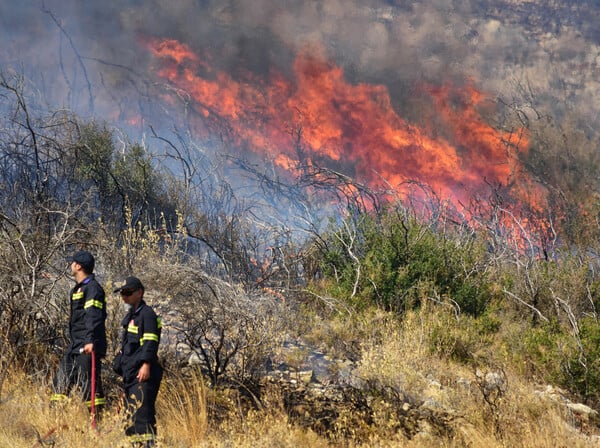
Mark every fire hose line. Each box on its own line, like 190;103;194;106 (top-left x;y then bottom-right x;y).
91;349;97;430
79;347;98;431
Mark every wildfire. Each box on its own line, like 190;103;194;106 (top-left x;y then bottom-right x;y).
146;37;553;250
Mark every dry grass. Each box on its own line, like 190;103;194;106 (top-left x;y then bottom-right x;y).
2;305;600;447
201;410;331;448
159;370;209;446
0;370;129;447
353;305;600;448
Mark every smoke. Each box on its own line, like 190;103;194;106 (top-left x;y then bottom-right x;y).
0;0;596;250
1;1;597;125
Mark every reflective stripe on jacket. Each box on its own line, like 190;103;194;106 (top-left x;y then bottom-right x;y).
120;300;162;386
69;274;107;356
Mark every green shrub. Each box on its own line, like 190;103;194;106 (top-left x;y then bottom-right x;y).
312;208;491;316
428;311;501;364
517;320;600;403
566;317;600;403
520;321;567;381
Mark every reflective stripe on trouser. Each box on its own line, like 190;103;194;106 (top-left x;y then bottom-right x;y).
52;352;105;409
50;393;68;402
86;396;107;408
128;433;156;443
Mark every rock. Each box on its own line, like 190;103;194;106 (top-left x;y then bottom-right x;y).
187;351;202;366
295;370;315;385
567;402;599;422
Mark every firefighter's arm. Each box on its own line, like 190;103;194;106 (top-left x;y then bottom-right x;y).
139;309;161;363
83;283;105;348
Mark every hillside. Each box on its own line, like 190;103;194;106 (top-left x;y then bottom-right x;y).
1;1;600;447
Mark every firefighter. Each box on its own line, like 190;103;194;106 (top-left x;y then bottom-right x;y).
51;250;107;414
113;276;163;447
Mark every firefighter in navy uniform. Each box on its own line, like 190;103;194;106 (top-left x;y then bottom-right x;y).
51;250;107;414
113;276;163;447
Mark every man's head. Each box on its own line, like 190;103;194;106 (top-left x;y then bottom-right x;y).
113;276;145;306
71;250;95;274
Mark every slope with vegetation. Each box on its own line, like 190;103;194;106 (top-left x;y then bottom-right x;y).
1;65;600;447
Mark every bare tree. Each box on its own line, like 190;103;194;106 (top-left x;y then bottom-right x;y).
139;264;286;387
0;73;84;394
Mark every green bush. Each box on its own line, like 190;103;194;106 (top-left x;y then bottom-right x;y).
313;208;491;316
566;317;600;403
428;311;501;364
517;319;600;404
520;321;568;382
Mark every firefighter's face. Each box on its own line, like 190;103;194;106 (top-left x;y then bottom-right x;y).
70;261;79;276
120;288;142;306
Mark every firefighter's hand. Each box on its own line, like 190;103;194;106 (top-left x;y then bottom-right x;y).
137;362;151;382
82;343;94;354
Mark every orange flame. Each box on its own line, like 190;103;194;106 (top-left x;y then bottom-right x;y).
146;37;554;250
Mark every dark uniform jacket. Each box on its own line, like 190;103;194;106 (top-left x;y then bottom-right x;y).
68;274;107;357
118;300;162;387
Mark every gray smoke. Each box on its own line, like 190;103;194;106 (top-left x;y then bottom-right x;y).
1;0;598;134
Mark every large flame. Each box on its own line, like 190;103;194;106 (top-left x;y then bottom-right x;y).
146;37;552;249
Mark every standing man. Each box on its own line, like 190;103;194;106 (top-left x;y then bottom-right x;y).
51;250;107;415
113;276;163;448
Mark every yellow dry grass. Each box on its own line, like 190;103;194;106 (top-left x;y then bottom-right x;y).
0;370;129;447
1;305;599;447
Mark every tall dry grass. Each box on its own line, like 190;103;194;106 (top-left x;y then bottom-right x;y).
2;304;599;447
0;369;128;447
353;304;599;447
159;370;209;446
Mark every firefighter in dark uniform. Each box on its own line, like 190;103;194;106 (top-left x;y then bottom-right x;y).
51;250;107;414
113;276;163;447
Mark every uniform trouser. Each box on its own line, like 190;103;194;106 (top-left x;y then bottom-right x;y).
124;371;162;444
51;352;105;412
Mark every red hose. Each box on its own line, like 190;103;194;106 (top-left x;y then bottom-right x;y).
91;350;97;430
